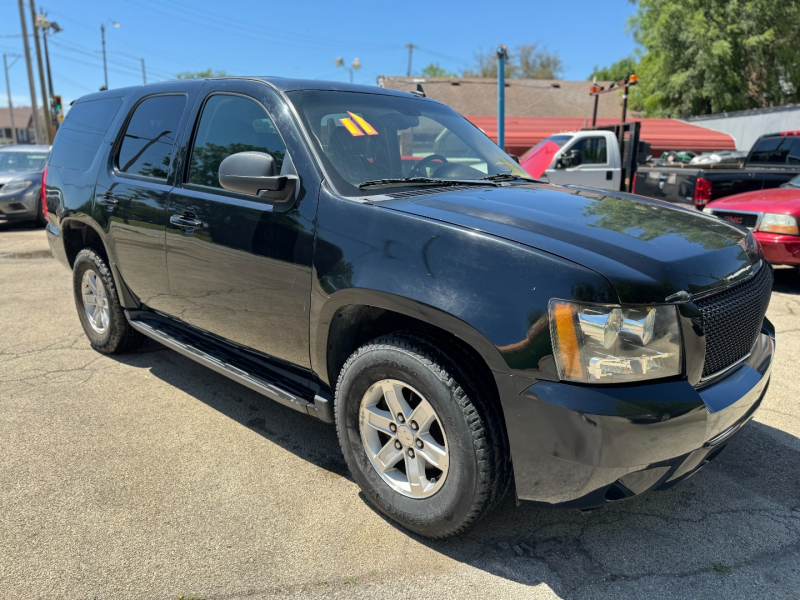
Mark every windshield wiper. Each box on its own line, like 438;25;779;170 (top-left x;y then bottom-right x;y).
358;177;497;189
480;173;536;182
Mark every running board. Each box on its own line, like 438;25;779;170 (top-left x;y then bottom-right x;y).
126;311;333;423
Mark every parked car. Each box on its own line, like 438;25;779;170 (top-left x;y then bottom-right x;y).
703;172;800;270
45;78;774;538
634;131;800;208
0;145;50;225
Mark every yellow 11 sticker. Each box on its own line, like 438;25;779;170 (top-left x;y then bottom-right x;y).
339;112;378;136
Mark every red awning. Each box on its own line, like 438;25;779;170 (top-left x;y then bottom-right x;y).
465;116;736;155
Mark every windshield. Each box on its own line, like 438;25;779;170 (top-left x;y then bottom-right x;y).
0;150;49;172
287;90;533;195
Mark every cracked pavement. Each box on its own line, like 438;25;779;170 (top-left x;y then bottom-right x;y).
1;223;799;599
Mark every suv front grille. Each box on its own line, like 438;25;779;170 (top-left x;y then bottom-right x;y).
712;211;759;229
695;264;773;379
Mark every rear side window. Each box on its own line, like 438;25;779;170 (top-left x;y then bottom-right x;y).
749;137;784;164
117;95;186;180
49;97;123;171
187;94;286;189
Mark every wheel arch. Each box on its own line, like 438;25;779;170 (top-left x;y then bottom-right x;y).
61;217;139;308
314;288;507;396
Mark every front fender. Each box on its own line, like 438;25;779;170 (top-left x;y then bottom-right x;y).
311;186;617;385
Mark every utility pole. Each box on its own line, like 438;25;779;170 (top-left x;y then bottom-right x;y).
497;44;508;151
101;23;108;89
3;54;18;142
17;0;42;145
405;43;418;77
141;58;146;84
29;1;52;143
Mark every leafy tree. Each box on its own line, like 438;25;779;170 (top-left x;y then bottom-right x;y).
588;56;638;82
629;0;800;117
420;63;456;78
462;45;563;79
176;68;229;80
517;44;564;79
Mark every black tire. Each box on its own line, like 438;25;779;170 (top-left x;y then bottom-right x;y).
34;192;47;227
335;333;510;538
72;247;145;354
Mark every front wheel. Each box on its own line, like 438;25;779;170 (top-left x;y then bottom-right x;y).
335;333;510;538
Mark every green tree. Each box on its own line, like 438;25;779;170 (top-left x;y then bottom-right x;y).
420;63;456;78
629;0;800;117
176;68;229;80
517;43;563;79
462;45;563;79
588;56;638;82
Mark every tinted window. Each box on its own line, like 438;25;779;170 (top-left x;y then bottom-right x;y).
49;97;123;171
786;138;800;164
570;137;608;164
749;136;784;164
187;95;286;190
117;95;186;179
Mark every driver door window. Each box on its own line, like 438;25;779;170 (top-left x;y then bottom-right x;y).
568;137;608;166
187;94;286;191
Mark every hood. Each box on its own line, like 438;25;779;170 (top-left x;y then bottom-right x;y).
377;183;759;304
707;186;800;214
0;170;42;186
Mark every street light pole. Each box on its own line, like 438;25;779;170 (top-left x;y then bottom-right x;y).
3;54;18;142
16;0;42;145
29;0;53;143
141;57;146;84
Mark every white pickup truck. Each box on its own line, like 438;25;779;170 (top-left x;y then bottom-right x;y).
521;125;641;192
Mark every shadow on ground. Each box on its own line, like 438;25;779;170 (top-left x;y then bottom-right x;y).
113;338;800;598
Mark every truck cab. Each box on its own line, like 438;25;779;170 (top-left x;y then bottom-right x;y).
522;129;624;190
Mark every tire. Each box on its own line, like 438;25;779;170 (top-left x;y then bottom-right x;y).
72;248;145;354
34;193;47;227
335;333;510;538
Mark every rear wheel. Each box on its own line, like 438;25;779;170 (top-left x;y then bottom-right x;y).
335;333;510;538
72;248;145;354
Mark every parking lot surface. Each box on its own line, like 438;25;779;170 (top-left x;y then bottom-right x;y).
1;223;799;599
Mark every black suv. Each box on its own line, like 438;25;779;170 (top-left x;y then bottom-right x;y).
44;77;775;538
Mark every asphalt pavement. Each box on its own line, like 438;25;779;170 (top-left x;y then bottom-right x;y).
1;223;798;599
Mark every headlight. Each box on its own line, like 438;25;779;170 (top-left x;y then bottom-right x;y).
549;300;683;384
758;213;799;235
702;208;713;214
0;179;33;195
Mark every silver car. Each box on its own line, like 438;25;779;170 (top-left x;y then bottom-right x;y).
0;145;51;226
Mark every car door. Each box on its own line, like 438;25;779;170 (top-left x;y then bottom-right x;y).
546;135;616;189
94;86;201;310
162;80;316;369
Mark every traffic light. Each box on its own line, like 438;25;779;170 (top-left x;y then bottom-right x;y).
53;95;62;113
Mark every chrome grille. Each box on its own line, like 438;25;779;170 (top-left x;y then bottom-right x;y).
711;211;760;229
695;265;773;379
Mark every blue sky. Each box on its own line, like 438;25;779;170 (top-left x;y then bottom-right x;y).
1;0;638;110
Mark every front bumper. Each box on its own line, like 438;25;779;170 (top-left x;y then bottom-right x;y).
0;185;40;222
755;231;800;266
497;326;774;508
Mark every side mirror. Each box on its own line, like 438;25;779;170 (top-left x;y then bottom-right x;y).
509;154;520;164
218;151;299;212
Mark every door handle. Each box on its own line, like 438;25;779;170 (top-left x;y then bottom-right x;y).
170;214;204;230
97;193;118;207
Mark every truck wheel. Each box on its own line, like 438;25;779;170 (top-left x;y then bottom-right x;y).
335;333;510;538
72;248;145;354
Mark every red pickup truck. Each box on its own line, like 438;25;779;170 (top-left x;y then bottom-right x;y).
703;173;800;268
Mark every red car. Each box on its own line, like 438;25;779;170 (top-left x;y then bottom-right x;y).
704;173;800;268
